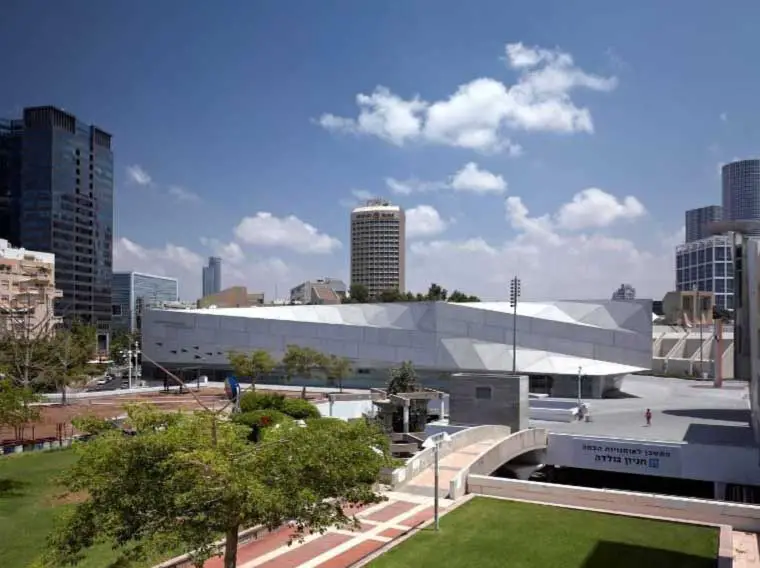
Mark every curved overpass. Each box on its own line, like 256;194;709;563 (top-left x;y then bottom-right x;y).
449;428;549;499
392;427;549;500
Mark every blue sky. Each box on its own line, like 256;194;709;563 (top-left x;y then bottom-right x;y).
1;1;758;301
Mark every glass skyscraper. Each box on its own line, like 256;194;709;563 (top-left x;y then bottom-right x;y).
722;159;760;233
685;205;722;243
202;256;222;297
676;235;734;310
112;271;179;333
0;107;114;339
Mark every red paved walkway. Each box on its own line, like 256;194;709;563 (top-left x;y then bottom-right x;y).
202;493;443;568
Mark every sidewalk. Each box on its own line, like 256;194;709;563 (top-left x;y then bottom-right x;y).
203;492;453;568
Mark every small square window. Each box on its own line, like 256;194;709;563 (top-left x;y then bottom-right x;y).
475;386;492;400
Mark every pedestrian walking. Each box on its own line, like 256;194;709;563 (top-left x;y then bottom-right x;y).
645;408;652;426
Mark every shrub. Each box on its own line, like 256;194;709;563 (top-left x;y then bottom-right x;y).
280;398;321;420
232;409;290;429
239;391;286;413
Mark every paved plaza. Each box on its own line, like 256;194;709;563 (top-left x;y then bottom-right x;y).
533;375;754;446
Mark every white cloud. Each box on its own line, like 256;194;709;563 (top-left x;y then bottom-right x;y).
233;212;341;254
385;177;448;195
387;162;505;195
318;42;616;153
126;165;152;186
168;185;201;203
555;188;645;230
199;237;245;264
407;189;670;300
450;162;507;194
406;205;448;238
115;236;297;302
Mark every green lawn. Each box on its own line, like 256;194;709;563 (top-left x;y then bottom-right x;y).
370;497;719;568
0;450;170;568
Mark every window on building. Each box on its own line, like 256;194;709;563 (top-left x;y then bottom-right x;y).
112;304;122;316
475;386;492;400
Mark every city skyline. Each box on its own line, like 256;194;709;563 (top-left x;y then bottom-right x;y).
3;2;759;301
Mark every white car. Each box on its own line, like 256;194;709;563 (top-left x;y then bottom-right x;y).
95;378;108;386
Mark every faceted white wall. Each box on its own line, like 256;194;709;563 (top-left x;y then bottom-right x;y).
142;300;652;377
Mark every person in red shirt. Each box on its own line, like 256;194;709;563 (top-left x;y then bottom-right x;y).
645;408;652;426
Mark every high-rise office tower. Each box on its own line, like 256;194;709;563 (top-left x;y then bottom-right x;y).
0;107;114;340
685;205;722;243
722;159;760;234
350;199;405;299
202;256;222;297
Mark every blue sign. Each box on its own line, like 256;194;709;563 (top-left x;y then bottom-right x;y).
224;376;241;402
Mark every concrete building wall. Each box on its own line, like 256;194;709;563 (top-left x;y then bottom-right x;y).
142;300;652;382
448;373;529;432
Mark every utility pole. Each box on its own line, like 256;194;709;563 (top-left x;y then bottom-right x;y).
577;366;583;409
509;276;521;373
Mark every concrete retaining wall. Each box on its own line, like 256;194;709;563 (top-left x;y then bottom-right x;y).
468;474;760;533
449;429;548;499
390;425;511;487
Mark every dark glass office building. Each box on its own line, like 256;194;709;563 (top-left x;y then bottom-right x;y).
0;107;114;339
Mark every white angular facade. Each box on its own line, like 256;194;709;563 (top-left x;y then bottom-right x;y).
142;300;652;378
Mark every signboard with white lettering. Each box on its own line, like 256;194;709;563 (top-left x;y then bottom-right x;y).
573;437;682;477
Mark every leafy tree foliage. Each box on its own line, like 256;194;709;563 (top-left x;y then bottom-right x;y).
280;397;321;420
344;282;480;304
282;344;329;383
45;405;391;568
109;330;139;366
324;354;352;393
41;323;98;404
385;362;428;433
227;349;277;391
0;378;40;438
345;283;370;303
239;391;287;413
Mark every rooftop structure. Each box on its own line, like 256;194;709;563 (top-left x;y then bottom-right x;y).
611;283;636;301
198;286;264;309
290;277;346;305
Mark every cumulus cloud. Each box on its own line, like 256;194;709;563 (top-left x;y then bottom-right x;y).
406;205;448;238
554;188;645;230
407;189;670;301
318;42;616;153
386;162;506;195
234;212;341;254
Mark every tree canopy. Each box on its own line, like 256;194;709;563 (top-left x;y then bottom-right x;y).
228;349;277;391
46;405;391;568
344;282;480;304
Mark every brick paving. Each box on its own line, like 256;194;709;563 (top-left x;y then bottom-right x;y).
195;438;498;568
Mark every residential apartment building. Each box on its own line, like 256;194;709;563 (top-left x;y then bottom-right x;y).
202;256;222;297
290;278;346;305
675;235;734;310
0;106;114;345
350;199;405;299
112;271;179;333
685;205;722;243
0;239;62;337
722;159;760;234
611;283;636;301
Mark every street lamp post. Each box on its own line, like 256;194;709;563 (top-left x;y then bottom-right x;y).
509;277;521;373
692;285;704;378
577;366;583;409
422;431;451;531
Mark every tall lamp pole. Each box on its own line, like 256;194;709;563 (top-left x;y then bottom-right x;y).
692;284;703;378
422;432;451;532
509;277;521;373
577;366;583;409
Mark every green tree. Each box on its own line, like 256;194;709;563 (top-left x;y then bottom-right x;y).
448;290;480;302
325;354;352;393
41;324;97;405
227;349;277;392
46;405;390;568
109;331;133;365
386;362;427;433
377;288;405;303
424;283;448;301
282;345;328;387
347;284;370;303
0;378;40;439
